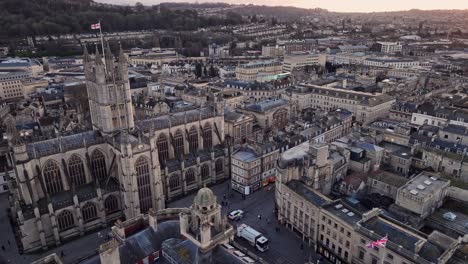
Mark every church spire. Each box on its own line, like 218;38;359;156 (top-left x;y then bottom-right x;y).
105;42;114;67
95;44;103;65
83;45;90;64
118;43;126;64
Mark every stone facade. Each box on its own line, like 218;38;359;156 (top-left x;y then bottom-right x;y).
9;47;229;253
285;84;395;125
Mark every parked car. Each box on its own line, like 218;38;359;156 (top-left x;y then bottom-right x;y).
443;212;457;222
228;209;244;221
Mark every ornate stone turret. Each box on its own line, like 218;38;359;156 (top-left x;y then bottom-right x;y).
179;187;234;261
83;45;91;64
99;239;120;264
104;42;115;75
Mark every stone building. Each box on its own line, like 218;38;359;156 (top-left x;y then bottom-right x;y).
240;99;290;131
395;172;450;219
285;84;395;124
275;172;467;264
9;46;229;253
276;141;349;197
276;179;330;246
235;60;282;82
224;109;255;146
367;171;409;200
231;142;279;195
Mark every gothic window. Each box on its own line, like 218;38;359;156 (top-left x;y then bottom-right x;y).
188;126;199;153
169;174;181;191
201;164;210;180
91;150;107;181
215;159;224;175
203;123;212;149
185;169;196;185
104;195;119;214
43;160;63;194
57;210;74;231
157;134;169;165
135;157;152;214
173;129;184;158
68;154;86;186
81;202;98;222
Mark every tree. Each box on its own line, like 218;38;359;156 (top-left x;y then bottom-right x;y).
209;65;217;77
251;15;257;23
135;2;144;12
271;17;278;26
194;63;202;78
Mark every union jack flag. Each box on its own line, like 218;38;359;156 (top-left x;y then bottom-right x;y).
366;235;388;249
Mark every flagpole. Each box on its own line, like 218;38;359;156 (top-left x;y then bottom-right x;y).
99;20;107;73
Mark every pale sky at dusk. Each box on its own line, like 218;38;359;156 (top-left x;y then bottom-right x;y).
102;0;468;12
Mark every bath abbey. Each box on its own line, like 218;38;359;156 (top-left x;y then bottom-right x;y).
7;47;228;253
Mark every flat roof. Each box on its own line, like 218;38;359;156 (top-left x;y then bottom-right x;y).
399;172;449;198
232;150;258;162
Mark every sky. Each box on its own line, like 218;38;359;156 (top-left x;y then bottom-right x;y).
99;0;468;12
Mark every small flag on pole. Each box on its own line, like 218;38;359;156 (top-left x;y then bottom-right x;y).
366;235;388;249
91;23;101;30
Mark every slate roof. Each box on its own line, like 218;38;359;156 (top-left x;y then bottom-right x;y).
80;221;181;264
232;150;258;162
136;106;215;132
355;142;383;152
244;99;288;113
224;109;245;122
26;130;105;158
442;124;467;135
360;217;446;263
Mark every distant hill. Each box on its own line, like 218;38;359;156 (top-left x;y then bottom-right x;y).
0;0;243;38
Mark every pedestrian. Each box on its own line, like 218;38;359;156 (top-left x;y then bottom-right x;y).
266;218;270;223
300;244;304;250
223;194;226;200
60;250;65;257
258;214;261;220
7;240;10;246
1;245;5;251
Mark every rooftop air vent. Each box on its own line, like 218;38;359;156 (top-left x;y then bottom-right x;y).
410;189;419;195
417;185;426;190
